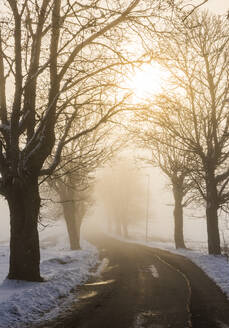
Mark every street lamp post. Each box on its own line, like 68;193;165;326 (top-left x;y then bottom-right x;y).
145;174;150;242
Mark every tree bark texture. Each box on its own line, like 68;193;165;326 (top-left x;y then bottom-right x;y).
6;177;42;281
122;220;128;238
62;201;81;250
172;184;186;249
205;175;221;254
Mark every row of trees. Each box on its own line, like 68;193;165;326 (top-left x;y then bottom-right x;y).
55;7;229;257
97;160;146;237
0;0;155;281
0;0;214;282
47;120;122;250
0;0;188;282
133;11;229;254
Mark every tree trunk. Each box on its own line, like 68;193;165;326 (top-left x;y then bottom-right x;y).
172;184;186;249
205;176;221;254
107;216;112;233
115;217;122;236
6;177;42;281
122;220;128;238
62;201;81;250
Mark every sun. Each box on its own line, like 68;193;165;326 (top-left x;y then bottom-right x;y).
127;62;169;102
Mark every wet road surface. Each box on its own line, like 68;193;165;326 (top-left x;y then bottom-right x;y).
37;232;229;328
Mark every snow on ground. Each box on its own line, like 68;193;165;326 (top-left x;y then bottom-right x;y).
94;257;110;277
148;265;159;278
1;206;229;328
0;220;99;328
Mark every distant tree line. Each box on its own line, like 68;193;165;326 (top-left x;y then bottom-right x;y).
97;160;146;238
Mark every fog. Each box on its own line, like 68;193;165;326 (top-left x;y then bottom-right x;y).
189;0;228;14
0;161;211;248
0;200;10;242
87;159;209;248
0;0;227;251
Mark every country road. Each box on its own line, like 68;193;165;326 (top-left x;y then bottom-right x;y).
39;232;229;328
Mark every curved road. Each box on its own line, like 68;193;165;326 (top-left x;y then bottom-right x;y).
39;232;229;328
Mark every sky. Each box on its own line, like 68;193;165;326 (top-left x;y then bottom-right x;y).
0;1;227;14
196;0;228;14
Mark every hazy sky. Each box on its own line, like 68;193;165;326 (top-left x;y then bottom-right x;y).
198;0;228;14
0;1;227;12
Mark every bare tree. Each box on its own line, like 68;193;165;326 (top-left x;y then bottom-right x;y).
135;126;193;248
0;0;165;281
148;12;229;254
49;174;92;250
0;0;212;281
48;122;119;250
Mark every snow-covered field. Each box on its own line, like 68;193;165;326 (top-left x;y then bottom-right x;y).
0;220;99;328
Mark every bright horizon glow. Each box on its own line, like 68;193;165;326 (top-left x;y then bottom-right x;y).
126;63;169;103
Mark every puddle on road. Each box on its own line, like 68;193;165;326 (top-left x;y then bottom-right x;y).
79;291;98;300
85;279;115;286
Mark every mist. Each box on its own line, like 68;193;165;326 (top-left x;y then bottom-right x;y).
0;155;208;248
80;155;209;250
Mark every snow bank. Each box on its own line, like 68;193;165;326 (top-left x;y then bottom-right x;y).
0;221;99;328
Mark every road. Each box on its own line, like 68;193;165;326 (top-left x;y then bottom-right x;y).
39;232;229;328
